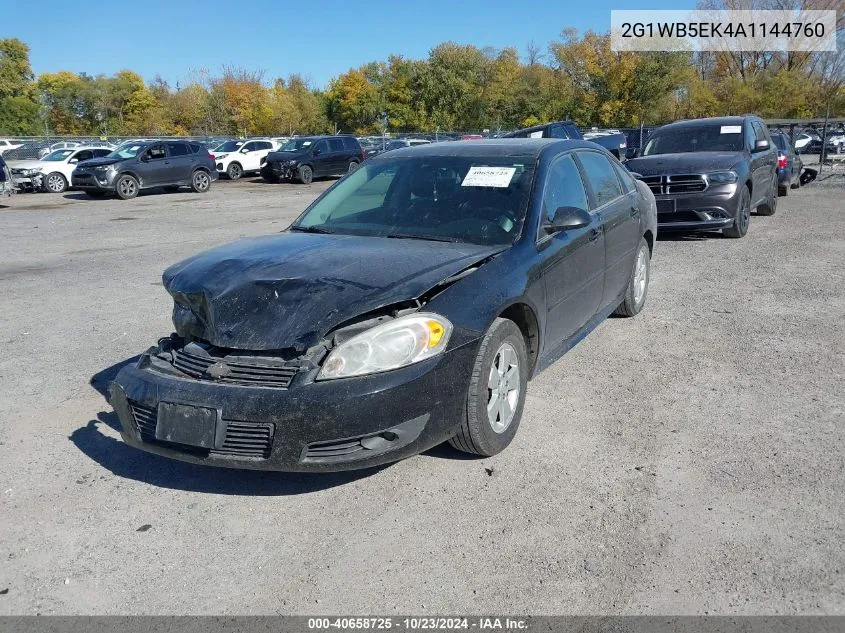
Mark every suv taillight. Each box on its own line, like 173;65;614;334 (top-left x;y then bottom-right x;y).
359;150;365;161
208;152;215;160
777;152;788;169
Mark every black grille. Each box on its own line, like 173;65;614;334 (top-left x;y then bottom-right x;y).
305;438;368;460
127;400;274;459
642;174;707;195
129;401;157;440
211;421;275;459
171;345;298;388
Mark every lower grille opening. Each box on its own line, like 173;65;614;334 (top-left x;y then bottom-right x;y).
127;400;274;459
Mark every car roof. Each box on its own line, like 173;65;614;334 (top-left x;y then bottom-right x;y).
371;138;597;159
659;116;750;130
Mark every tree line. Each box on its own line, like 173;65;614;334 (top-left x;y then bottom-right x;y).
1;26;843;138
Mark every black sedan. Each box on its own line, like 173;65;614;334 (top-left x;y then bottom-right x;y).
110;140;657;471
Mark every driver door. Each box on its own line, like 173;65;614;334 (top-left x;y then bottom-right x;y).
138;143;169;187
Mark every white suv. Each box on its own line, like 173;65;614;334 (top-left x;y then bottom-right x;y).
10;146;112;193
212;139;277;180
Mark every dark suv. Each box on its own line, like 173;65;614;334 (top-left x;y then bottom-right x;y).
625;116;778;238
72;140;218;200
261;136;364;184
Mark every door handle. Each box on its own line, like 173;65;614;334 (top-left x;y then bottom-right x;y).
589;228;601;242
630;205;640;217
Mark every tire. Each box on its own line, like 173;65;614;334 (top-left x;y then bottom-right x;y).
191;169;211;193
757;175;778;216
297;164;313;184
791;173;801;189
778;183;788;197
226;162;243;180
613;238;651;317
449;318;528;457
723;185;751;238
115;174;139;200
43;172;67;194
348;160;360;173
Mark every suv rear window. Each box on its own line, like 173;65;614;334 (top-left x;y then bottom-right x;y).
167;142;189;157
329;138;345;152
189;143;201;153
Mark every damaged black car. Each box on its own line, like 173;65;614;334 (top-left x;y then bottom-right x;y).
110;139;657;472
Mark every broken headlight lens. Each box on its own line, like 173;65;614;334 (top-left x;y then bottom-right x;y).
318;313;453;380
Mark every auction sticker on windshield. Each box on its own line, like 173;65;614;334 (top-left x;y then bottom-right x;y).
462;166;516;188
720;126;742;134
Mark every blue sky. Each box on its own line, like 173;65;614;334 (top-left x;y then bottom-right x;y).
3;0;694;89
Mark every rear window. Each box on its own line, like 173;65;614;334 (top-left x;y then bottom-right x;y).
189;143;201;153
329;138;345;152
342;136;361;151
771;134;786;150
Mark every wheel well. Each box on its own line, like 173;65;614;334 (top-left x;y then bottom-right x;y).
228;161;241;168
643;229;654;255
499;303;540;376
194;166;210;174
745;180;752;195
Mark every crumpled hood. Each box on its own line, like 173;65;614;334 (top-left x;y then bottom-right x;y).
8;159;45;171
162;232;503;351
626;152;744;176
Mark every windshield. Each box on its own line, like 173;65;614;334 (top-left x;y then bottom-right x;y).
292;156;535;246
43;150;75;161
107;144;145;159
643;124;744;155
214;140;244;153
280;138;314;152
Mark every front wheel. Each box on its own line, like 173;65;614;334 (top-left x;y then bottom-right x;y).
191;170;211;193
449;318;528;457
757;175;778;215
614;238;651;317
43;172;67;193
723;185;751;238
115;174;139;200
297;165;313;184
226;162;242;180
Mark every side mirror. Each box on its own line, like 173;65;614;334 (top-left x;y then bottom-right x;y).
753;139;770;152
627;171;644;180
69;158;78;164
313;147;322;156
544;206;592;235
140;154;150;162
625;147;640;159
240;148;250;154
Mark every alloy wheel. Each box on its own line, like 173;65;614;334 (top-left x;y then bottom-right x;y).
194;171;210;191
633;247;649;306
118;177;136;197
486;342;520;434
47;174;65;192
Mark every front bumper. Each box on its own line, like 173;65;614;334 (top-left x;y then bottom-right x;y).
654;183;739;231
72;168;117;191
109;340;479;472
261;161;296;181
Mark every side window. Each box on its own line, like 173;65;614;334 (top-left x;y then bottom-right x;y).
166;142;189;157
752;121;769;145
146;145;166;160
564;124;581;139
313;140;328;154
189;142;201;153
93;149;111;158
578;151;623;208
540;154;589;231
258;141;272;150
611;160;636;193
745;121;758;151
548;125;567;139
242;142;257;152
343;137;359;151
73;150;93;162
328;138;345;152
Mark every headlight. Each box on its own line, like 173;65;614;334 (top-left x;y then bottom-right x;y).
22;168;40;176
708;170;738;184
94;165;115;172
318;313;453;380
286;159;298;166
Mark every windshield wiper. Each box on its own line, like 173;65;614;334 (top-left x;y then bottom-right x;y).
289;225;334;234
385;233;460;243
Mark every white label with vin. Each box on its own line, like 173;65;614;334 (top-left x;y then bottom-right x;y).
462;166;516;188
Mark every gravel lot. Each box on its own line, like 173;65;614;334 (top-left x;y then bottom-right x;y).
0;172;843;615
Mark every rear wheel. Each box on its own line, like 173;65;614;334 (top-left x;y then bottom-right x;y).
723;185;750;238
614;238;651;317
449;318;528;457
226;162;242;180
191;169;211;193
297;165;313;184
778;182;788;196
115;174;139;200
348;160;360;173
43;172;67;193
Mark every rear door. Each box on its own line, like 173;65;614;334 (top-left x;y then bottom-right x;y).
165;142;193;183
539;153;606;348
328;138;347;173
578;151;639;308
751;120;777;203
